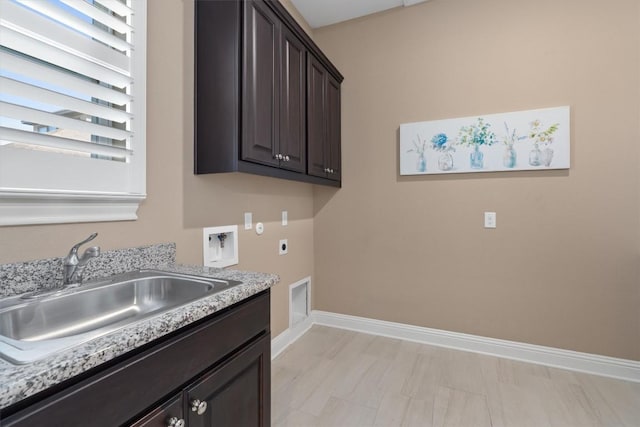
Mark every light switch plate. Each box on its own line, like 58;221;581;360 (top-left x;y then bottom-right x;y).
484;212;497;228
282;210;288;226
244;212;252;230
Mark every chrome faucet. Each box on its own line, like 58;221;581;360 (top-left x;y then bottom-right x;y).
63;233;100;286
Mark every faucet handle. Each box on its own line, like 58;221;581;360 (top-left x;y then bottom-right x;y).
70;233;98;254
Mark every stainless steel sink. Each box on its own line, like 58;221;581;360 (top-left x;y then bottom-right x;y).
0;270;241;364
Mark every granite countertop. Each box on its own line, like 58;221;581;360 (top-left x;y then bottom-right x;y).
0;264;279;410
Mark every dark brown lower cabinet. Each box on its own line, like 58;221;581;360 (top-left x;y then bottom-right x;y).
187;334;270;427
131;334;270;427
0;291;271;427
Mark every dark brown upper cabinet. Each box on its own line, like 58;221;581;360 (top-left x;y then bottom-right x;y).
241;0;280;169
195;0;343;187
308;55;341;181
279;25;307;173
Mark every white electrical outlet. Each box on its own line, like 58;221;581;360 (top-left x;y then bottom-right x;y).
279;239;288;255
484;212;497;228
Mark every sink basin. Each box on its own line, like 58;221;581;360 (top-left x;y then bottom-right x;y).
0;270;241;364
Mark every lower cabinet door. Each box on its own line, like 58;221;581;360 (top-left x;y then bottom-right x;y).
129;394;184;427
186;333;271;427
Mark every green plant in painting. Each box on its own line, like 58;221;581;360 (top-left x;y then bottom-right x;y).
457;118;497;147
529;120;559;146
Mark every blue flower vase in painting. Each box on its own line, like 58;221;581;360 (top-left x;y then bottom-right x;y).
503;145;517;168
470;145;484;169
417;152;426;172
529;144;542;166
542;147;554;167
457;118;495;170
430;133;455;171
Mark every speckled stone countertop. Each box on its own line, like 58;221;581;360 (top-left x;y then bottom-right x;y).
0;245;279;410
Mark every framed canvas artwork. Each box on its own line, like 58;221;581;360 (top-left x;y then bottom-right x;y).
399;106;570;175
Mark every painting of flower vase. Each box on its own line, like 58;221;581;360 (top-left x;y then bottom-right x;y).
399;106;570;175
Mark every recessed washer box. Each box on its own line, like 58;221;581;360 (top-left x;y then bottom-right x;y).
203;225;238;268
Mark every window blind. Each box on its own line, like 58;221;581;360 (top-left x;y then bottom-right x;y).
0;0;136;161
0;0;146;225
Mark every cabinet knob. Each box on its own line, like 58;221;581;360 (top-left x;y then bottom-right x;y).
324;167;329;173
285;155;290;161
191;399;208;415
167;417;185;427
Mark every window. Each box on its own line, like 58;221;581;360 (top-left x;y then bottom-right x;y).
0;0;147;225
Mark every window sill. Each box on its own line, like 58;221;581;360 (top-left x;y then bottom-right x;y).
0;190;146;226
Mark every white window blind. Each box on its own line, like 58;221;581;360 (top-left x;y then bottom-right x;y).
0;0;146;225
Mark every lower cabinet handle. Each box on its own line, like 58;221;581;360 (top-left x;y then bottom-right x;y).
285;155;290;161
167;417;185;427
191;399;208;415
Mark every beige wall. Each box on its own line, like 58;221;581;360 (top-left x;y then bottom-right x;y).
312;0;640;360
0;0;316;338
1;0;639;361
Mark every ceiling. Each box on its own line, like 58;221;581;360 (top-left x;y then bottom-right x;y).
290;0;429;29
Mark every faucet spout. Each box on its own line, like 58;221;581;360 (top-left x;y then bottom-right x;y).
80;246;101;262
63;233;100;286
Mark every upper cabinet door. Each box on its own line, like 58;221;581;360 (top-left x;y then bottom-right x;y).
307;55;342;181
279;26;306;173
326;74;341;181
307;55;327;178
242;0;280;167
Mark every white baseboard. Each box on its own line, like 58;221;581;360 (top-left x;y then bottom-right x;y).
272;310;640;383
271;314;314;359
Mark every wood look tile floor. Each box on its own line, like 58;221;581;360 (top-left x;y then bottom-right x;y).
271;326;640;427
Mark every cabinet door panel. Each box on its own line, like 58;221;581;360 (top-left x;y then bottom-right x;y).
187;334;271;427
130;394;183;427
327;74;341;181
307;55;327;178
194;0;241;174
279;26;306;173
243;0;279;167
